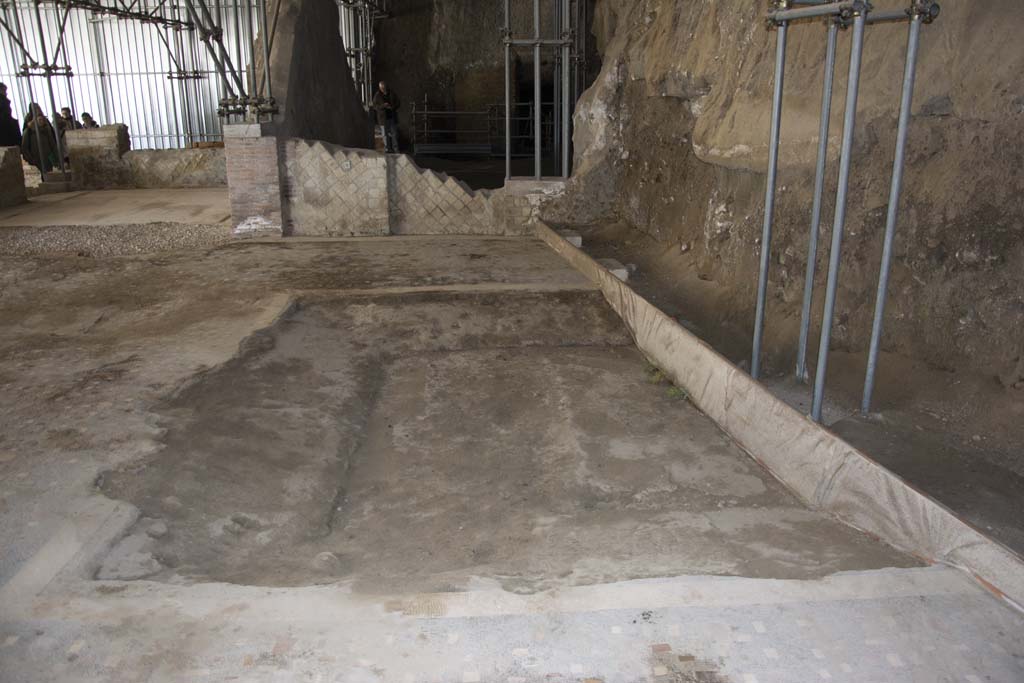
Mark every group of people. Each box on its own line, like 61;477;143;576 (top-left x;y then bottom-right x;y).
5;79;400;170
0;82;99;175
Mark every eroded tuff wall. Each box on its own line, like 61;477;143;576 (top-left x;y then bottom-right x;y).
267;0;371;146
546;0;1024;383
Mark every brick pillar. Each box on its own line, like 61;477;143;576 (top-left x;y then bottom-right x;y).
224;123;284;238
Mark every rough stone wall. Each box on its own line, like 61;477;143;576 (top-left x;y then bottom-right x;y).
65;126;226;190
547;0;1024;383
283;140;389;236
267;0;371;147
0;146;27;208
278;137;541;236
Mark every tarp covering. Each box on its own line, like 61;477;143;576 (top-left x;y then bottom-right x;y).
536;222;1024;611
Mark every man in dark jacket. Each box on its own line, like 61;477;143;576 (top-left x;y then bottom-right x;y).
372;81;400;153
0;83;22;148
60;107;83;130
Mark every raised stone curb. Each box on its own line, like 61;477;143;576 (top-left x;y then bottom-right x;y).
535;221;1024;612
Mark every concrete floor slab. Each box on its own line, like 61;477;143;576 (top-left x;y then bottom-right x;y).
535;222;1024;611
0;188;231;227
96;294;913;591
0;236;1020;682
1;567;1021;682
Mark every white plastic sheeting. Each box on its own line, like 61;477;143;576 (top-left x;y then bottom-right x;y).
536;221;1024;612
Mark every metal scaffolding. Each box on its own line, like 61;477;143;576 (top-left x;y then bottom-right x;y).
0;0;277;153
749;0;941;420
335;0;387;108
502;0;582;180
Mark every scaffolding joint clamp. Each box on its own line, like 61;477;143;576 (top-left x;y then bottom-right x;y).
912;0;940;23
765;0;788;28
841;0;871;20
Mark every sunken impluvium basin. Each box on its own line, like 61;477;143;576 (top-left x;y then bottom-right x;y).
98;290;915;592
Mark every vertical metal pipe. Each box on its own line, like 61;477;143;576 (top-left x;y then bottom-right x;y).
561;0;570;177
861;13;923;414
33;0;66;173
367;8;374;110
553;0;560;171
811;11;867;422
232;0;243;106
796;18;839;382
244;0;256;100
57;6;76;122
504;0;511;179
258;0;272;103
86;17;109;124
5;2;45;178
533;0;541;179
750;20;788;380
165;27;184;148
176;8;195;145
210;0;229;100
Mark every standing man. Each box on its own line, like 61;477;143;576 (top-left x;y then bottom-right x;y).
21;103;56;175
81;112;99;129
60;107;83;130
372;81;400;154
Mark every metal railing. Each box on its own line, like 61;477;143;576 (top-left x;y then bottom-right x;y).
503;0;577;179
411;101;559;158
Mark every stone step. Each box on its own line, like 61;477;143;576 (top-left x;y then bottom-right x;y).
557;229;583;248
597;257;629;282
43;171;72;183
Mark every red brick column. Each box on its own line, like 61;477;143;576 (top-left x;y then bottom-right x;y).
224;123;284;237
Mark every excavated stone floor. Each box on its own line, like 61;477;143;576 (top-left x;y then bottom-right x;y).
0;234;1021;682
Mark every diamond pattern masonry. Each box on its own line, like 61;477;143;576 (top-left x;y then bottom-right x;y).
284;140;390;236
280;137;543;236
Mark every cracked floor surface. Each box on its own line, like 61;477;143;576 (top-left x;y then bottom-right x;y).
0;235;1021;682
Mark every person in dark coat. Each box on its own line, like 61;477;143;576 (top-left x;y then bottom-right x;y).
0;83;22;148
21;103;56;174
372;81;400;153
60;107;83;131
81;112;99;129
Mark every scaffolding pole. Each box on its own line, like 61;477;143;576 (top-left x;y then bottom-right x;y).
750;11;787;380
861;1;939;414
533;0;541;179
810;9;867;422
795;18;839;383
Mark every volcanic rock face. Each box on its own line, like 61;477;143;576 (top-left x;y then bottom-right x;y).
550;0;1024;380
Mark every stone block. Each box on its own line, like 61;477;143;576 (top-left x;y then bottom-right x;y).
503;177;567;196
0;146;27;208
66;125;133;189
123;148;226;188
66;125;225;190
597;258;630;282
558;229;583;248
